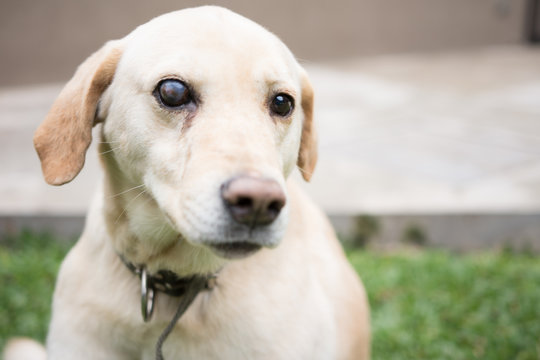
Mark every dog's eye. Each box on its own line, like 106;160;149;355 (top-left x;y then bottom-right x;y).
157;79;191;108
270;93;294;117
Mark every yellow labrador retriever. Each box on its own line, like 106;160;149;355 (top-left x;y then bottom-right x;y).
6;6;369;360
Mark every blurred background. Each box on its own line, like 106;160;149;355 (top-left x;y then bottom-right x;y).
1;0;540;358
2;0;540;250
0;0;538;84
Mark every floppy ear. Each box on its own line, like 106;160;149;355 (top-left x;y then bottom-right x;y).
297;71;318;182
34;40;123;186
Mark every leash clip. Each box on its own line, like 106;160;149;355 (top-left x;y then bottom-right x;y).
140;267;155;322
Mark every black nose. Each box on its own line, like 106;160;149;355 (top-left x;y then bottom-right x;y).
221;176;286;227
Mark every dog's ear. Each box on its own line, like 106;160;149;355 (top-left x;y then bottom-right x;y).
34;40;124;186
297;70;318;182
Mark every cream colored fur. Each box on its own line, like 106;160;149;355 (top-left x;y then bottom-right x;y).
6;6;369;360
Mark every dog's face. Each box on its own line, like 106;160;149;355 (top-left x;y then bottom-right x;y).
34;7;317;274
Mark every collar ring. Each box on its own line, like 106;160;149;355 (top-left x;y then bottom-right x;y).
141;267;155;322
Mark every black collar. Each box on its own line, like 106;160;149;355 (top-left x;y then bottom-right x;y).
119;254;217;321
121;256;216;296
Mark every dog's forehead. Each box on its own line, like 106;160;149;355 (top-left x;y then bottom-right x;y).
132;7;273;42
119;6;299;87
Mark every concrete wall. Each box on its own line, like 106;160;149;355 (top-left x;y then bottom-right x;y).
0;0;529;86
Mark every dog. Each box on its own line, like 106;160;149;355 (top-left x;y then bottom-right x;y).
5;6;369;360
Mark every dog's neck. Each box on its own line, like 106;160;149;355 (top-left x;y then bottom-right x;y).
98;141;226;278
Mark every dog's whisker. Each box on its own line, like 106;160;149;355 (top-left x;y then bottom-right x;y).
97;140;122;144
296;57;315;66
110;184;146;198
114;189;148;224
100;146;122;155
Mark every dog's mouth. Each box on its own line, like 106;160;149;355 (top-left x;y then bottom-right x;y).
207;241;262;259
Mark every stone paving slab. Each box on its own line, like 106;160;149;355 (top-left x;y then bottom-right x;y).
2;45;540;217
298;45;540;213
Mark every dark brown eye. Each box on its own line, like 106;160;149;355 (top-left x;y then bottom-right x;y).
270;93;294;117
156;79;191;108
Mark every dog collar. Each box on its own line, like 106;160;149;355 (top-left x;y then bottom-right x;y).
118;255;217;322
119;255;218;360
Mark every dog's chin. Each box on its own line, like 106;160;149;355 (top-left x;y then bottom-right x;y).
172;209;287;260
206;241;263;260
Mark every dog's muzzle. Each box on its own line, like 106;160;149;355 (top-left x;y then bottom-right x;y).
199;174;287;258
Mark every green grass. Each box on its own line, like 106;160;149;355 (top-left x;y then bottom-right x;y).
349;249;540;359
0;231;72;349
2;232;540;359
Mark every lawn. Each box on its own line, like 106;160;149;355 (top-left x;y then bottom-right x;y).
349;249;540;359
1;232;540;359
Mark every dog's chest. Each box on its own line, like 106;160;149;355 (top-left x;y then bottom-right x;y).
141;316;335;360
132;279;336;360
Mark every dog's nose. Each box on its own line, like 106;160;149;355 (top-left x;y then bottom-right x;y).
221;176;286;226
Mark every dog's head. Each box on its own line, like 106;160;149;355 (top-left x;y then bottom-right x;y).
34;6;317;274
